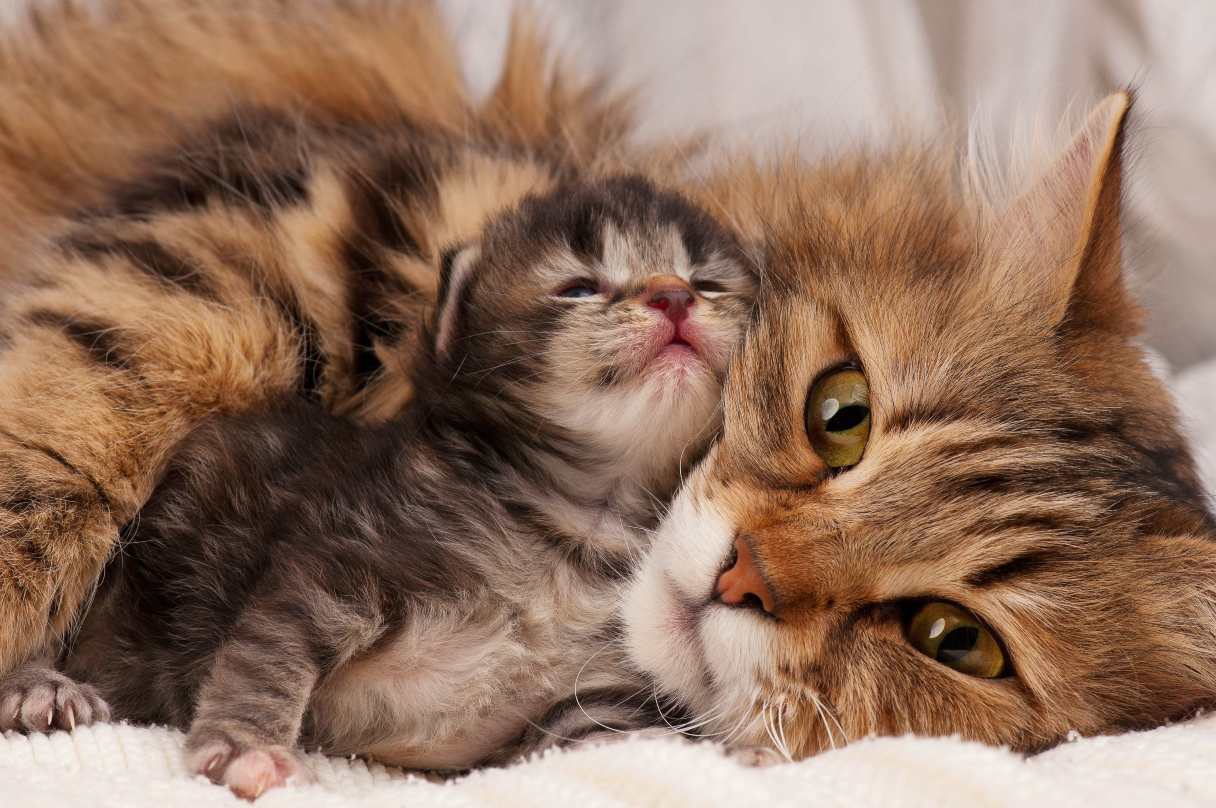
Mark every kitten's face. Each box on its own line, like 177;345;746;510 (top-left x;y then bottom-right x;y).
626;95;1216;756
438;176;756;485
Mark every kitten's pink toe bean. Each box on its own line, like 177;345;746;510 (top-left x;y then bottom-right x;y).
189;740;310;800
222;749;282;800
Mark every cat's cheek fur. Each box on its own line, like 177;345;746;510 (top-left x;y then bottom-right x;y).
624;465;740;710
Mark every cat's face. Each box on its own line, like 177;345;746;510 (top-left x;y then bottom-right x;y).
435;176;756;485
625;94;1216;756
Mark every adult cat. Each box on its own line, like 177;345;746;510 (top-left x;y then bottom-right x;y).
626;93;1216;756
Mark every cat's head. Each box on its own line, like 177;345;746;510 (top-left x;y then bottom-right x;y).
429;175;756;491
625;93;1216;757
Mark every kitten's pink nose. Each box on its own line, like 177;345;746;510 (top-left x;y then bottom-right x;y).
715;536;775;615
644;276;694;324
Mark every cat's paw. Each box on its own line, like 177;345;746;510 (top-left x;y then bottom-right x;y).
0;666;110;734
186;728;313;801
724;744;788;768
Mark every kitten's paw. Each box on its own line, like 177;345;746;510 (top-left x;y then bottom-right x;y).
186;730;313;800
724;744;788;768
0;666;110;734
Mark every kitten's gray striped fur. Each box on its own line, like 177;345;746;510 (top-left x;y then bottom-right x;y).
1;175;756;797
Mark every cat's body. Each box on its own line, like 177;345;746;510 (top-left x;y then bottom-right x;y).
40;175;755;796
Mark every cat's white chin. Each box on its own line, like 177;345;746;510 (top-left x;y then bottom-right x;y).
623;460;774;716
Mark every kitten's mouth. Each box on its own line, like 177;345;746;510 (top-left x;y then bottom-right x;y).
653;322;704;361
662;335;695;353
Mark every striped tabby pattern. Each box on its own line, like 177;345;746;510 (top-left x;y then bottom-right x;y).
626;94;1216;759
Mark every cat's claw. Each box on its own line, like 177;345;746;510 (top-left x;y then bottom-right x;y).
0;666;110;734
186;731;313;801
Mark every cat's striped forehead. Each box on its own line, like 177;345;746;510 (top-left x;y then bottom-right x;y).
715;150;1210;562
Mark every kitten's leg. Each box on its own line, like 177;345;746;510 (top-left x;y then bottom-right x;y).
0;663;110;733
185;583;380;799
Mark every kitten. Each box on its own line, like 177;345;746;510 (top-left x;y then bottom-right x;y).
625;93;1216;759
0;175;756;798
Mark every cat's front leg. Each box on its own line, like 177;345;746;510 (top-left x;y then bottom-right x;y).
0;664;110;733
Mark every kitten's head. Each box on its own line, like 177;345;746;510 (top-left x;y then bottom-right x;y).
429;175;756;491
625;94;1216;757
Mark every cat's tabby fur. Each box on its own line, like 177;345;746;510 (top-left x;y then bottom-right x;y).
627;94;1216;757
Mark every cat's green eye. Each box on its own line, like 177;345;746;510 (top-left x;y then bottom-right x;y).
907;602;1007;679
805;367;870;468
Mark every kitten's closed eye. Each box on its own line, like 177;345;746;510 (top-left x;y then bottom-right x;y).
555;281;600;299
692;279;728;294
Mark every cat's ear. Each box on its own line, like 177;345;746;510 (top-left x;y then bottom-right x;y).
996;92;1135;331
434;243;481;359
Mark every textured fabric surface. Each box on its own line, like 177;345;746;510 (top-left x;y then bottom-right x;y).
5;717;1216;807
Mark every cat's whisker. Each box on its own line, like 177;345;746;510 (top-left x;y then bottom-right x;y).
651;685;728;738
809;693;836;752
817;693;848;747
571;640;630;737
774;698;794;761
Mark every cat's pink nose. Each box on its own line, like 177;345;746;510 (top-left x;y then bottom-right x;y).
714;536;775;615
644;276;694;323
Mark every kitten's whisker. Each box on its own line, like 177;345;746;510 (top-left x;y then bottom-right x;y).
572;640;630;737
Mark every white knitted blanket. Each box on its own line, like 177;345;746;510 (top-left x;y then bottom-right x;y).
4;715;1216;807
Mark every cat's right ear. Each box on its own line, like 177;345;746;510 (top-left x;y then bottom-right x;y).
992;92;1134;332
434;243;481;360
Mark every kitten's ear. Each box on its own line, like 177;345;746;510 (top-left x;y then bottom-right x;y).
434;243;481;359
996;92;1135;331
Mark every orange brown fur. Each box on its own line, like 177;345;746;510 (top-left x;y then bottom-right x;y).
627;93;1216;757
